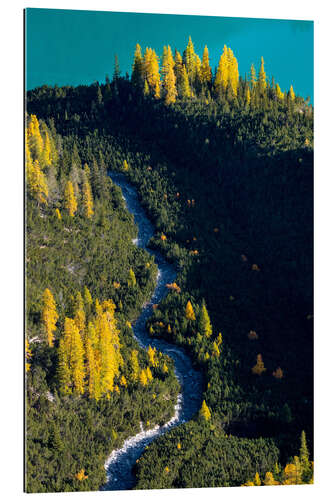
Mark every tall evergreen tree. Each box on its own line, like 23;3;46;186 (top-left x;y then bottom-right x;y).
42;288;58;347
201;45;212;87
198;302;212;338
184;36;196;85
64;180;77;217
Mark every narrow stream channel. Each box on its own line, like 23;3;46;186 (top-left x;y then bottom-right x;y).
102;172;203;491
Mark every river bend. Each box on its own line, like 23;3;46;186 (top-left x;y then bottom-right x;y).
102;172;203;491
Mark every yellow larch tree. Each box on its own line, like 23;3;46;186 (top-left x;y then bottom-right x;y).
75;469;88;481
130;349;140;382
25;339;32;372
212;341;220;357
27;158;48;205
251;354;266;375
69;320;85;395
289;85;295;101
128;268;137;287
143;47;161;99
199;400;211;421
42;288;58;347
74;308;86;337
85;337;100;400
276;83;284;100
258;56;267;92
163;49;178;105
140;369;148;386
84;286;93;310
263;471;279;486
184;36;196;85
148;345;158;367
198;302;212;338
250;63;257;89
87;321;98;347
185;300;196;321
227;47;239;96
179;65;191;99
97;300;123;396
82;179;94;219
201;45;212;86
146;366;153;382
214;46;228;96
194;53;202;91
57;336;72;395
282;458;302;485
254;472;261;486
27;114;44;160
64;180;77;217
161;46;174;82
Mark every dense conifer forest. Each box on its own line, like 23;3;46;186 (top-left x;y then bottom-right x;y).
26;37;313;491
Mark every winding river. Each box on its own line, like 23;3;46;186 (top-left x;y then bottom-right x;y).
102;172;203;491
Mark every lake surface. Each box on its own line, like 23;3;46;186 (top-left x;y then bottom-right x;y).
25;8;313;101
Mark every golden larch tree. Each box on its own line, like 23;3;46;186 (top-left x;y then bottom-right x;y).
98;300;123;396
42;288;58;347
140;369;148;386
69;320;85;395
128;268;137;287
201;45;212;86
163;54;178;105
64;180;77;217
27;114;44;160
250;63;257;89
251;354;266;375
27;159;49;205
263;471;279;486
258;56;267;92
85;337;100;400
82;180;94;219
276;83;284;100
148;345;158;367
185;300;196;321
198;303;212;338
184;36;196;84
254;472;261;486
179;65;191;99
25;339;32;372
199;400;211;421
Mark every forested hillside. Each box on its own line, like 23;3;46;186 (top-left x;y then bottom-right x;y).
26;36;313;489
25;114;179;492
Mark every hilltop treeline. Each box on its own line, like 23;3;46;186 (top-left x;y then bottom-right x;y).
26;36;313;489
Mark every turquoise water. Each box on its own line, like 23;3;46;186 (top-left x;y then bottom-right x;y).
25;8;313;101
